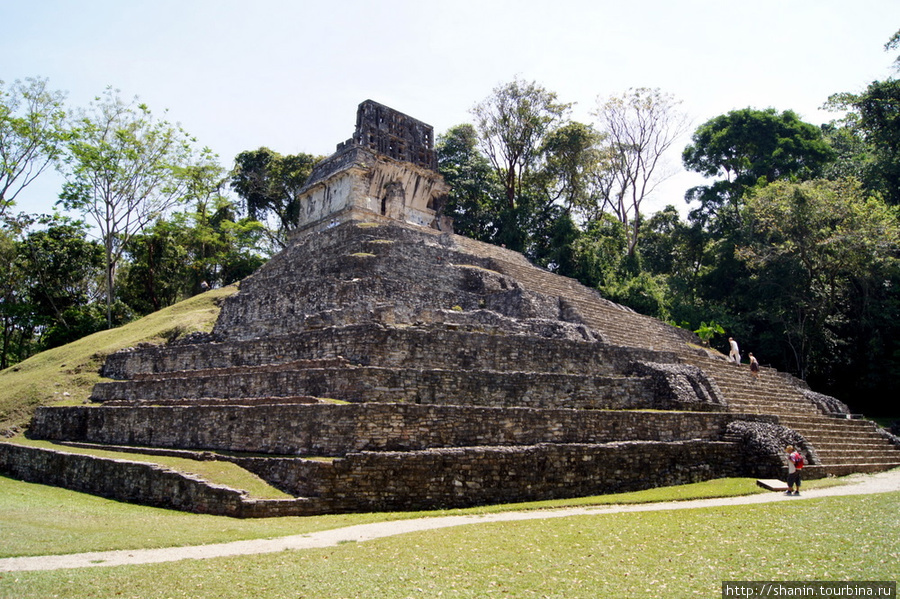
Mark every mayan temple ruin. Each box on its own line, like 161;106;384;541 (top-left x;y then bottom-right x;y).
2;100;900;517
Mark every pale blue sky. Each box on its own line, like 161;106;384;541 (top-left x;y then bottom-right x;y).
3;0;899;217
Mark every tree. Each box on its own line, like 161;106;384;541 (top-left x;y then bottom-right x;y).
471;78;570;211
21;215;106;349
59;88;198;327
177;154;267;290
683;108;835;225
538;121;604;216
639;206;711;325
0;216;32;369
568;213;629;289
120;162;266;316
835;80;900;205
887;27;900;72
591;88;689;257
436;124;503;243
0;77;68;218
738;178;900;385
118;218;188;314
229;147;318;248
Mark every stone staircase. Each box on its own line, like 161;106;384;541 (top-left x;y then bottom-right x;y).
475;249;900;478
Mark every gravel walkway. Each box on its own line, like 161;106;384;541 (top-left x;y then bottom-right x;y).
3;468;899;572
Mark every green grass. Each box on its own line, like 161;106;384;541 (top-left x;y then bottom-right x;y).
0;471;856;559
1;489;897;598
0;285;238;433
0;474;407;559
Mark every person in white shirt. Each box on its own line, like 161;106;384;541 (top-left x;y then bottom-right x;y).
728;337;741;364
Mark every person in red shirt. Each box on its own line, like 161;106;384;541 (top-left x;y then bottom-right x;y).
785;445;804;495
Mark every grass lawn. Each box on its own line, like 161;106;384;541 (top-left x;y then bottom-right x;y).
0;470;858;559
0;488;897;599
0;285;237;434
0;473;786;559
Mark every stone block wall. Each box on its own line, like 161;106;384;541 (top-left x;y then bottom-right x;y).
89;366;687;410
30;404;776;457
211;221;577;341
101;324;624;380
237;440;742;512
0;442;256;517
0;438;746;516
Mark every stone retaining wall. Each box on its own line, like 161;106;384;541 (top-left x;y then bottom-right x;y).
100;324;630;380
0;442;265;517
90;367;677;410
0;438;745;516
236;440;743;512
30;404;775;457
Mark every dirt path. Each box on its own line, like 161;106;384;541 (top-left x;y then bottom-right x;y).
3;469;899;572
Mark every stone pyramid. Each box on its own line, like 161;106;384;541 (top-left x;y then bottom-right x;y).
3;101;899;517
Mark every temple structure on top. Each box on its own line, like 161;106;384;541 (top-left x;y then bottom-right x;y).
294;100;452;232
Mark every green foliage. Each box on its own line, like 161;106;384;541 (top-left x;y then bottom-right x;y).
738;178;900;385
119;202;265;316
827;79;900;205
59;88;201;327
694;321;725;346
0;219;36;369
471;77;571;211
230;147;320;248
436;123;503;243
568;213;629;288
21;215;106;341
537;120;604;212
683;108;835;224
0;77;68;218
602;270;672;322
0;214;110;366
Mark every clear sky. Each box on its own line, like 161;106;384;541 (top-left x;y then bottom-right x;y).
3;0;899;218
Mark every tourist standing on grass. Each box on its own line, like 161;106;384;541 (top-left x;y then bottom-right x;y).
749;353;760;381
729;337;741;364
785;445;803;495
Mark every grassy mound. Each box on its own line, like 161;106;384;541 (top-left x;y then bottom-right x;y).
0;285;238;434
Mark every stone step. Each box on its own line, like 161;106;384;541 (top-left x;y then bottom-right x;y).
807;439;897;450
91;367;680;411
473;248;900;479
779;416;880;428
726;399;819;411
102;324;625;380
795;430;888;443
812;452;900;465
804;462;900;478
31;405;753;458
800;434;894;447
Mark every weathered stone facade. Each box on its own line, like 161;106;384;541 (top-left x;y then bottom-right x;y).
32;404;775;457
295;100;450;231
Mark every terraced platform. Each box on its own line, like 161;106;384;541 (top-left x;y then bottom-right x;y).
3;214;897;517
